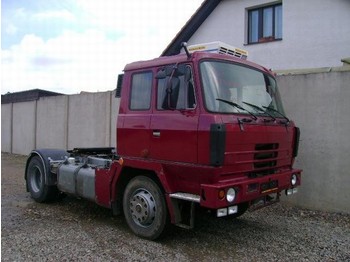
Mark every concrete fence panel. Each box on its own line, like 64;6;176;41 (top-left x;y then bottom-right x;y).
67;92;111;149
36;95;68;150
277;70;350;213
12;101;36;155
1;103;13;153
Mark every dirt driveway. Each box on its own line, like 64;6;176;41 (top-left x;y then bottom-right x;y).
1;153;350;261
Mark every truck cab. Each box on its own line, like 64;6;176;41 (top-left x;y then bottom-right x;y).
25;42;301;240
118;43;300;205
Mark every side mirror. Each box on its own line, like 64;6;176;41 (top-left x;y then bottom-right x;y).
176;64;186;75
157;64;186;79
155;70;166;79
184;66;191;82
162;77;180;110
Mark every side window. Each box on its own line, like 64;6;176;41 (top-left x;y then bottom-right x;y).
130;71;152;110
157;65;196;110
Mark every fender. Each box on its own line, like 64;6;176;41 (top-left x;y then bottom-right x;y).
109;157;176;216
111;157;175;196
25;149;70;189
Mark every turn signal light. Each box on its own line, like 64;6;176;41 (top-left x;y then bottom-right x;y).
218;189;225;200
118;157;124;166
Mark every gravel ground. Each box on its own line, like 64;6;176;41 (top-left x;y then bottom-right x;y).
1;153;350;261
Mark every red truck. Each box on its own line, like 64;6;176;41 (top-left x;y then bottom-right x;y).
25;42;301;240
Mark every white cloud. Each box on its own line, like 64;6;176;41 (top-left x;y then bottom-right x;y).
76;0;203;53
14;8;26;18
1;0;204;94
2;31;123;94
5;23;19;35
1;29;164;94
33;10;76;21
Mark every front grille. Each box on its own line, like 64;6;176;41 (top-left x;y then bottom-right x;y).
253;143;279;170
255;143;279;151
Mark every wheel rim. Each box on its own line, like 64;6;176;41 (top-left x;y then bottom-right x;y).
30;165;42;193
129;188;156;227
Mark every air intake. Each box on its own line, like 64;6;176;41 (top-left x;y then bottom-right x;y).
253;143;279;169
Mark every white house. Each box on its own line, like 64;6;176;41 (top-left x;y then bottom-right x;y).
162;0;350;70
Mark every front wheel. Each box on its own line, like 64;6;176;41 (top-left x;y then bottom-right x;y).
123;176;169;240
26;156;58;203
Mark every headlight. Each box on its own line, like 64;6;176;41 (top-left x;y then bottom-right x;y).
226;188;236;202
291;174;297;186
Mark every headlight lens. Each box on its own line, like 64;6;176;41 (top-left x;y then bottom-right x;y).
226;188;236;202
291;174;297;186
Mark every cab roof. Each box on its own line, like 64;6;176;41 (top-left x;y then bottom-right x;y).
124;52;273;77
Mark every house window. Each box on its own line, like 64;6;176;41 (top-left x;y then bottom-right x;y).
248;4;282;44
130;71;152;110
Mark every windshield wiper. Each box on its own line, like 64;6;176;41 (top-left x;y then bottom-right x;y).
216;98;257;120
242;101;276;122
262;106;290;125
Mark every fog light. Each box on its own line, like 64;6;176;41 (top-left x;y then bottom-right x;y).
291;174;297;186
217;208;228;217
226;188;236;203
228;206;238;215
285;188;298;196
285;189;293;195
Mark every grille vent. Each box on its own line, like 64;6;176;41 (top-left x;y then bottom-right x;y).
219;47;248;59
253;143;279;170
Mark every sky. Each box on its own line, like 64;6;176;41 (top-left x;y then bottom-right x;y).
1;0;204;94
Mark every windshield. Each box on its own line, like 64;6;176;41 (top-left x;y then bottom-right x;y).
200;60;285;117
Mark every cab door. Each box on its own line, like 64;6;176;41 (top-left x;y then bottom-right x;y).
118;71;153;158
149;64;198;163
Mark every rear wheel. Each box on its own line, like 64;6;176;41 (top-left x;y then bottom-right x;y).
123;176;168;240
26;156;58;203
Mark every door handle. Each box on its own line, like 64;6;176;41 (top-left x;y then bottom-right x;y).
153;130;160;137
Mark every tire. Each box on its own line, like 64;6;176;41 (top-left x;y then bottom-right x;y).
123;176;169;240
26;156;58;203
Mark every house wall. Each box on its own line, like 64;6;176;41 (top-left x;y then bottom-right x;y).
187;0;350;70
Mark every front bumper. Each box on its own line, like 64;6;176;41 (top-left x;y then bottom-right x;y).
199;168;301;209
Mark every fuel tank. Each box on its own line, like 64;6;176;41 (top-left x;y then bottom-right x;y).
57;160;96;201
